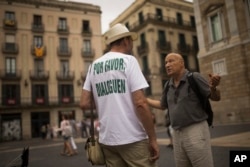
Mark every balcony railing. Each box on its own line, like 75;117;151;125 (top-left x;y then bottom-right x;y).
0;69;22;80
137;42;149;55
130;13;196;32
56;71;75;80
82;28;92;37
156;41;171;52
1;98;20;106
31;45;46;58
57;25;69;35
3;19;17;30
2;43;19;54
32;23;44;33
177;43;191;53
57;47;71;57
81;49;95;57
29;70;49;80
0;96;78;107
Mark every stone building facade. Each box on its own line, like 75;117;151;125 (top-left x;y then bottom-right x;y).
109;0;198;125
0;0;102;141
193;0;250;124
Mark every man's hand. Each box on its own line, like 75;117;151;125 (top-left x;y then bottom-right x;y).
208;73;221;88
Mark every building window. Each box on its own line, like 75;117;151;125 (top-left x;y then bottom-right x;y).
156;8;163;21
209;13;223;42
2;84;20;105
59;84;73;103
59;38;68;52
212;58;227;76
5;11;15;20
33;15;42;26
5;85;17;99
34;59;44;76
60;60;69;76
247;0;250;15
84;61;92;73
34;36;43;47
34;85;45;98
158;30;166;44
58;18;67;30
83;40;91;54
176;12;183;25
6;57;16;75
244;0;250;32
139;12;144;24
5;34;15;51
82;20;90;32
179;33;186;46
190;16;196;28
140;33;146;47
33;84;47;104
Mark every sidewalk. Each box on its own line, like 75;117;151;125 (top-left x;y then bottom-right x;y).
0;124;249;154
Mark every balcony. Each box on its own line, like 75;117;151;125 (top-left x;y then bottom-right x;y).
3;19;17;31
82;28;92;37
129;13;196;32
2;43;19;54
56;71;75;81
29;70;49;81
81;49;95;58
57;25;69;35
59;96;74;104
0;96;80;108
32;97;49;105
156;41;171;53
32;23;44;33
137;42;149;55
2;98;20;106
57;47;71;57
177;43;191;54
31;45;46;58
0;69;21;80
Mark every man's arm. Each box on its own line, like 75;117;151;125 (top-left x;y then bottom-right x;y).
146;98;164;109
79;89;95;110
132;89;159;161
208;74;221;101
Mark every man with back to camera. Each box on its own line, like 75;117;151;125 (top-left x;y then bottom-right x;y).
147;53;221;167
80;23;159;167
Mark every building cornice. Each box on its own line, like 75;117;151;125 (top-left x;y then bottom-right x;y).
111;0;193;26
4;0;101;14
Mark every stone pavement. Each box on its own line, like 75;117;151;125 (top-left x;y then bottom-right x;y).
1;124;249;153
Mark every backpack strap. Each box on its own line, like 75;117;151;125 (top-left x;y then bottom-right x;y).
162;80;170;109
187;72;213;127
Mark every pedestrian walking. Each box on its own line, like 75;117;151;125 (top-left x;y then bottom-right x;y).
147;53;221;167
58;115;74;157
80;23;159;167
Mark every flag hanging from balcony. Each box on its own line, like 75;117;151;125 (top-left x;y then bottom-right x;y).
35;46;44;57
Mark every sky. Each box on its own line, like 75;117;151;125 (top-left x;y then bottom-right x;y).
70;0;193;34
71;0;135;33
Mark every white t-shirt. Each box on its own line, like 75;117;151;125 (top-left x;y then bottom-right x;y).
83;52;149;145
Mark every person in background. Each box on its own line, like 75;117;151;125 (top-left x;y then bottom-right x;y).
80;23;159;167
40;124;47;140
68;114;78;155
58;115;74;156
147;53;221;167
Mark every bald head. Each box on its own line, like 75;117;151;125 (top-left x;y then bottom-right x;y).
166;53;184;64
165;53;185;77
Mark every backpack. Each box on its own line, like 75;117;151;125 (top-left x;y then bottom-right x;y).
163;72;214;127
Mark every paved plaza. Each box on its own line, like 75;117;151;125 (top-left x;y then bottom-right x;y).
0;123;249;167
